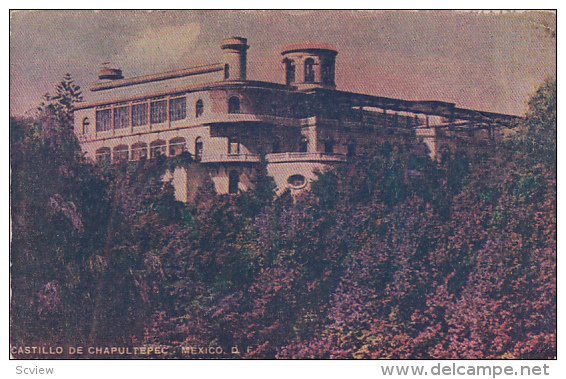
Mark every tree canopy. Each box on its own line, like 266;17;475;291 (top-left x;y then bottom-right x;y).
10;76;556;359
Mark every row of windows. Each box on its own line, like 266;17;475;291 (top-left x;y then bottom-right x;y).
90;98;212;133
95;136;247;164
90;97;242;133
94;135;353;165
283;58;335;85
96;136;308;164
95;137;204;164
95;139;240;194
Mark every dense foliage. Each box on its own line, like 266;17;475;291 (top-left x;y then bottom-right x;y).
10;78;556;359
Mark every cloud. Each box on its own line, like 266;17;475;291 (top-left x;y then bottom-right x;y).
121;22;201;73
9;11;555;116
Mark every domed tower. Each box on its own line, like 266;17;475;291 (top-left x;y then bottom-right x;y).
281;43;337;90
221;37;249;81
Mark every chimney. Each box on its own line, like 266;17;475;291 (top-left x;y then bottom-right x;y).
98;63;123;80
221;37;249;81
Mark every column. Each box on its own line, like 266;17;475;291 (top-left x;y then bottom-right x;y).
167;96;171;129
317;57;324;84
149;101;153;131
129;102;133;134
111;104;115;135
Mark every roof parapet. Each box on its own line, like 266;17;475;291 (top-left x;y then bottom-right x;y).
221;37;249;51
91;63;224;92
281;43;338;56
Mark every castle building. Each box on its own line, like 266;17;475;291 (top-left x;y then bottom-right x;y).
73;37;519;202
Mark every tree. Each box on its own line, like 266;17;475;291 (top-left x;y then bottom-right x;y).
37;73;83;127
511;78;556;168
10;113;109;351
11;74;556;359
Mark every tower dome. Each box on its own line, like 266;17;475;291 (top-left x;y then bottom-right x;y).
281;43;337;90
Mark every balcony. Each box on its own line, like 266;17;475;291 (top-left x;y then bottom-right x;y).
265;152;347;163
198;152;347;164
200;153;261;163
202;113;301;127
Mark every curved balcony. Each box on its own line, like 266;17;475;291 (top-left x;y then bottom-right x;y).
200;153;261;164
202;113;301;127
265;152;347;163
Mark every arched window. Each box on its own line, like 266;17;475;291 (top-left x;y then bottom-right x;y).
169;137;186;157
228;96;241;114
321;60;335;85
194;137;203;162
195;99;204;118
228;136;240;155
299;136;308;152
347;141;357;157
95;147;111;164
304;58;315;83
150;140;167;159
324;138;334;154
228;170;239;194
224;64;230;80
82;117;90;134
284;59;296;85
131;142;148;161
113;145;129;163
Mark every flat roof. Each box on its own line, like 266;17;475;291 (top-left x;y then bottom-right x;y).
76;80;293;109
79;78;521;127
91;63;224;92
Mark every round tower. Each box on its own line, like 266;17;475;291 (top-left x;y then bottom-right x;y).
281;43;337;90
221;37;249;81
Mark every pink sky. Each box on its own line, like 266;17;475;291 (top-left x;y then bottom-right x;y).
10;10;555;117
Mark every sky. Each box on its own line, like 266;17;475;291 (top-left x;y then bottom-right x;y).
9;10;556;117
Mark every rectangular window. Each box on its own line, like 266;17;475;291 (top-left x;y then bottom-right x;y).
132;103;148;127
113;106;130;129
228;137;240;155
95;109;112;132
150;100;167;124
169;97;186;122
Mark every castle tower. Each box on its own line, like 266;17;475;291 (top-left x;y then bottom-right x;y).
281;43;337;90
221;37;249;81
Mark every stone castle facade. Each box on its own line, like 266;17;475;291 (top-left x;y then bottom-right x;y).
73;37;519;202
